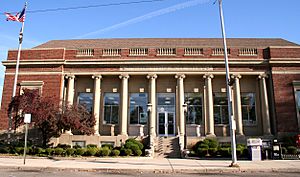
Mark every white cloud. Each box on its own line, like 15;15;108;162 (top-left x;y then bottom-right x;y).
75;0;210;38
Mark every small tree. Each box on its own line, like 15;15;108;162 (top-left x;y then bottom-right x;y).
60;104;95;135
8;89;60;147
8;89;96;147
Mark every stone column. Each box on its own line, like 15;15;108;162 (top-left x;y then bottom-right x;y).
259;74;272;135
203;74;215;136
92;75;102;135
232;74;244;136
65;75;75;105
175;74;186;136
119;74;129;136
147;74;157;137
65;75;75;135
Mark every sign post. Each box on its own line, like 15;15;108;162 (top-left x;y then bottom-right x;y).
23;113;31;165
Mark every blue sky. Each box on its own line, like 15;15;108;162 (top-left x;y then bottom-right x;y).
0;0;300;100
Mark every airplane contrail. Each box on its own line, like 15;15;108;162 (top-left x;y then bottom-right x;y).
75;0;210;38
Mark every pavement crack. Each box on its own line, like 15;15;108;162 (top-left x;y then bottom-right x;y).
166;158;174;172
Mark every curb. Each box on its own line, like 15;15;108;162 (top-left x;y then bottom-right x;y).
1;165;300;174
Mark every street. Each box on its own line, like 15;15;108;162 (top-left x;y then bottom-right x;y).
0;169;299;177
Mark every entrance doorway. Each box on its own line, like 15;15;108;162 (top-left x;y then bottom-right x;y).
157;93;176;136
158;111;175;136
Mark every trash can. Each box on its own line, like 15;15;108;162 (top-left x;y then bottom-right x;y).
262;139;272;160
247;138;262;161
272;139;282;160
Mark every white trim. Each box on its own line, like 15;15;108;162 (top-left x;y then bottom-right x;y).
272;71;300;74
5;71;63;75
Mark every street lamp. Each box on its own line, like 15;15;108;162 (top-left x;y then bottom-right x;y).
217;0;239;167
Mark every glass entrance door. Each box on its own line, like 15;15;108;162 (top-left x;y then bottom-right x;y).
158;111;175;136
157;93;176;136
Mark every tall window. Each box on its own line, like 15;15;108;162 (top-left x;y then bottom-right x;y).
241;93;256;125
77;93;93;113
103;93;119;124
185;93;202;124
296;90;300;116
129;93;148;124
214;93;229;124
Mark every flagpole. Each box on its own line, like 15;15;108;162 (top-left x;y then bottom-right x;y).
217;0;239;167
8;2;27;142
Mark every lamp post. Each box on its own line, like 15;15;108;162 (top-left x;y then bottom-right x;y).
217;0;239;167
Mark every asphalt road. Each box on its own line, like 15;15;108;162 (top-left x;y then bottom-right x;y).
1;169;299;177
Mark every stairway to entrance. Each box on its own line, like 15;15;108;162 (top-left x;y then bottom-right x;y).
154;136;181;158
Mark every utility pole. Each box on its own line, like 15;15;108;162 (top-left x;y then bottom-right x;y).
217;0;239;167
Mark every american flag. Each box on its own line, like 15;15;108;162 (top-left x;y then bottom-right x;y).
5;5;26;22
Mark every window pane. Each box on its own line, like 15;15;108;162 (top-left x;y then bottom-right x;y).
241;93;256;125
185;93;202;125
129;93;148;124
78;93;93;113
214;93;228;124
104;93;119;124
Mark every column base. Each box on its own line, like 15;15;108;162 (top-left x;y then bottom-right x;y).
94;132;100;136
206;133;216;137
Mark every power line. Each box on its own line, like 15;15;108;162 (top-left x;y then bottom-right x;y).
3;0;170;14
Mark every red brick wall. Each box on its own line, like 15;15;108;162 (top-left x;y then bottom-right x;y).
0;74;62;130
270;47;300;58
8;49;65;60
272;74;300;133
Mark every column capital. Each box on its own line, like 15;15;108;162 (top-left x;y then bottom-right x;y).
203;73;214;79
231;74;242;80
65;74;75;79
92;74;102;80
119;74;130;80
258;73;268;79
147;74;158;80
175;74;186;79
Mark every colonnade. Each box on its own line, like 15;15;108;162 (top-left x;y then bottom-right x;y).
64;73;272;137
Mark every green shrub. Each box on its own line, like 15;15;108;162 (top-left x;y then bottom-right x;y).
208;148;218;156
236;148;244;157
125;138;144;150
54;147;64;155
73;144;82;149
197;148;208;157
281;147;287;154
220;143;231;148
85;147;98;156
65;148;75;156
15;147;24;155
75;148;86;156
34;147;45;155
219;147;231;157
287;146;298;155
87;144;97;148
111;149;120;156
204;139;219;148
135;149;142;156
45;148;53;155
101;144;114;150
54;148;64;156
0;146;10;154
101;147;111;156
56;144;71;149
199;144;209;149
121;149;132;156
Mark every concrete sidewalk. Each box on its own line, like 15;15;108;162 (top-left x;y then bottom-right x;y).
0;156;299;173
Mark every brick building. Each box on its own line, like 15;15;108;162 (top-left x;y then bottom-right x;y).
1;38;300;152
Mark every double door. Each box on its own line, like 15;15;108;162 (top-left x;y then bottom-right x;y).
158;111;175;136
